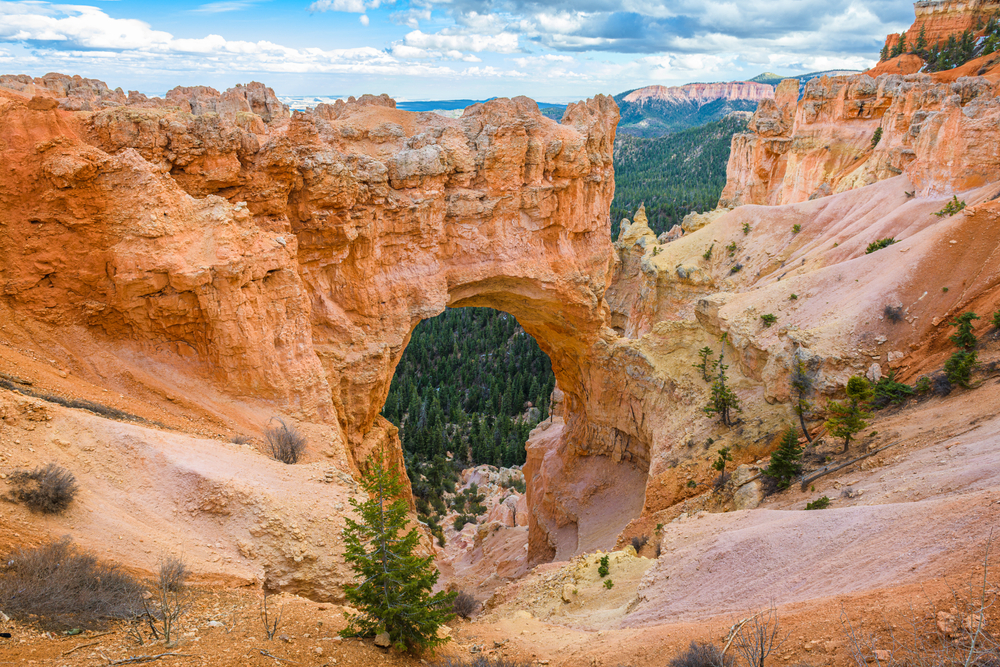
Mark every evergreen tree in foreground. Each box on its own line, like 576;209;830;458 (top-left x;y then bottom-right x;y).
342;449;456;653
825;376;872;453
764;427;804;490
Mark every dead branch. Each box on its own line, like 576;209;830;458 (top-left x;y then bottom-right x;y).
799;441;901;490
258;648;299;664
106;653;196;665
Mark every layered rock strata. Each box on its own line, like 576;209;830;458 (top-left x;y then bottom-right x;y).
720;72;1000;207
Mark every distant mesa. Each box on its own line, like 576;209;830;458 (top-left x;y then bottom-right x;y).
614;71;861;138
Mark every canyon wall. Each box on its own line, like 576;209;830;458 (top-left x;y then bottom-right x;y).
5;67;1000;592
883;0;1000;52
720;71;1000;208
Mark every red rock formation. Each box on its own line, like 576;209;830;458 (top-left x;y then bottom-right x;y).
622;82;774;106
882;0;1000;53
720;72;1000;207
0;74;621;571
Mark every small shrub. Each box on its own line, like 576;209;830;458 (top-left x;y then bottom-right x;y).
230;434;252;445
655;523;664;533
993;311;1000;329
703;244;714;261
943;286;949;292
143;555;190;644
865;238;896;254
157;555;189;593
760;313;777;327
603;579;614;589
0;538;144;629
668;641;733;667
453;515;475;531
945;350;977;388
870;126;883;148
949;312;980;351
792;224;801;234
726;241;737;257
631;535;649;552
805;496;831;510
883;304;904;323
932;373;953;396
914;376;932;394
686;479;697;488
730;263;743;274
452;591;478;619
871;372;915;409
742;223;751;235
598;555;610;578
3;463;78;514
789;293;798;300
263;417;306;464
934;195;966;217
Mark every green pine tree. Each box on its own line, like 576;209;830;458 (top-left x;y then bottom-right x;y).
891;32;907;57
824;376;872;453
949;312;980;351
763;427;803;490
342;449;456;653
916;24;927;52
712;446;733;485
704;350;741;427
879;43;889;61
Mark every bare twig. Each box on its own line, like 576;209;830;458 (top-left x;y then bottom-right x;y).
106;653;195;665
258;648;299;664
720;611;762;659
61;640;103;656
260;591;283;641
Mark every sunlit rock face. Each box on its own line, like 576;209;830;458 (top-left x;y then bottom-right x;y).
720;73;1000;208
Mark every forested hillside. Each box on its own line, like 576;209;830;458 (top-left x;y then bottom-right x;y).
610;114;747;237
614;95;757;137
382;307;553;468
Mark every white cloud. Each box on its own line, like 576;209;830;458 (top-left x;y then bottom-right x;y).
192;2;257;14
309;0;393;14
359;14;369;25
403;29;519;53
390;6;431;28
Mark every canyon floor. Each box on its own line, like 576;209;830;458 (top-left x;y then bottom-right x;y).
2;335;999;666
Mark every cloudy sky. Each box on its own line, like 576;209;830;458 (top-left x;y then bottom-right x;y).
0;0;914;101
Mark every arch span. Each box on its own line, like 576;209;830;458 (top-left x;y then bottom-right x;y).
279;95;659;560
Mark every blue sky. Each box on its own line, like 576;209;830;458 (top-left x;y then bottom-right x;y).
0;0;914;101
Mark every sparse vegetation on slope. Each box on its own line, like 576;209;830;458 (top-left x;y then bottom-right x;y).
0;538;144;630
3;462;78;514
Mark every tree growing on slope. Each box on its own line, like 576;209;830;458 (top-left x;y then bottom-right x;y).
763;427;803;491
342;449;456;653
825;376;872;453
704;350;741;427
945;312;981;388
791;357;814;443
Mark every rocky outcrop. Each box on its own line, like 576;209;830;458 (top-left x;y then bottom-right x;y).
4;69;1000;595
720;72;1000;207
622;82;774;106
882;0;1000;54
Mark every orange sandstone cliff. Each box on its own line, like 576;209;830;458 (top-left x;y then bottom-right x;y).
3;65;1000;603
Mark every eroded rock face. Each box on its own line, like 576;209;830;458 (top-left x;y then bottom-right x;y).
0;74;623;577
721;72;1000;207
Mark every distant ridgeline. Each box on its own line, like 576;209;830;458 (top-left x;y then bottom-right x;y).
381;307;555;470
610;115;748;237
